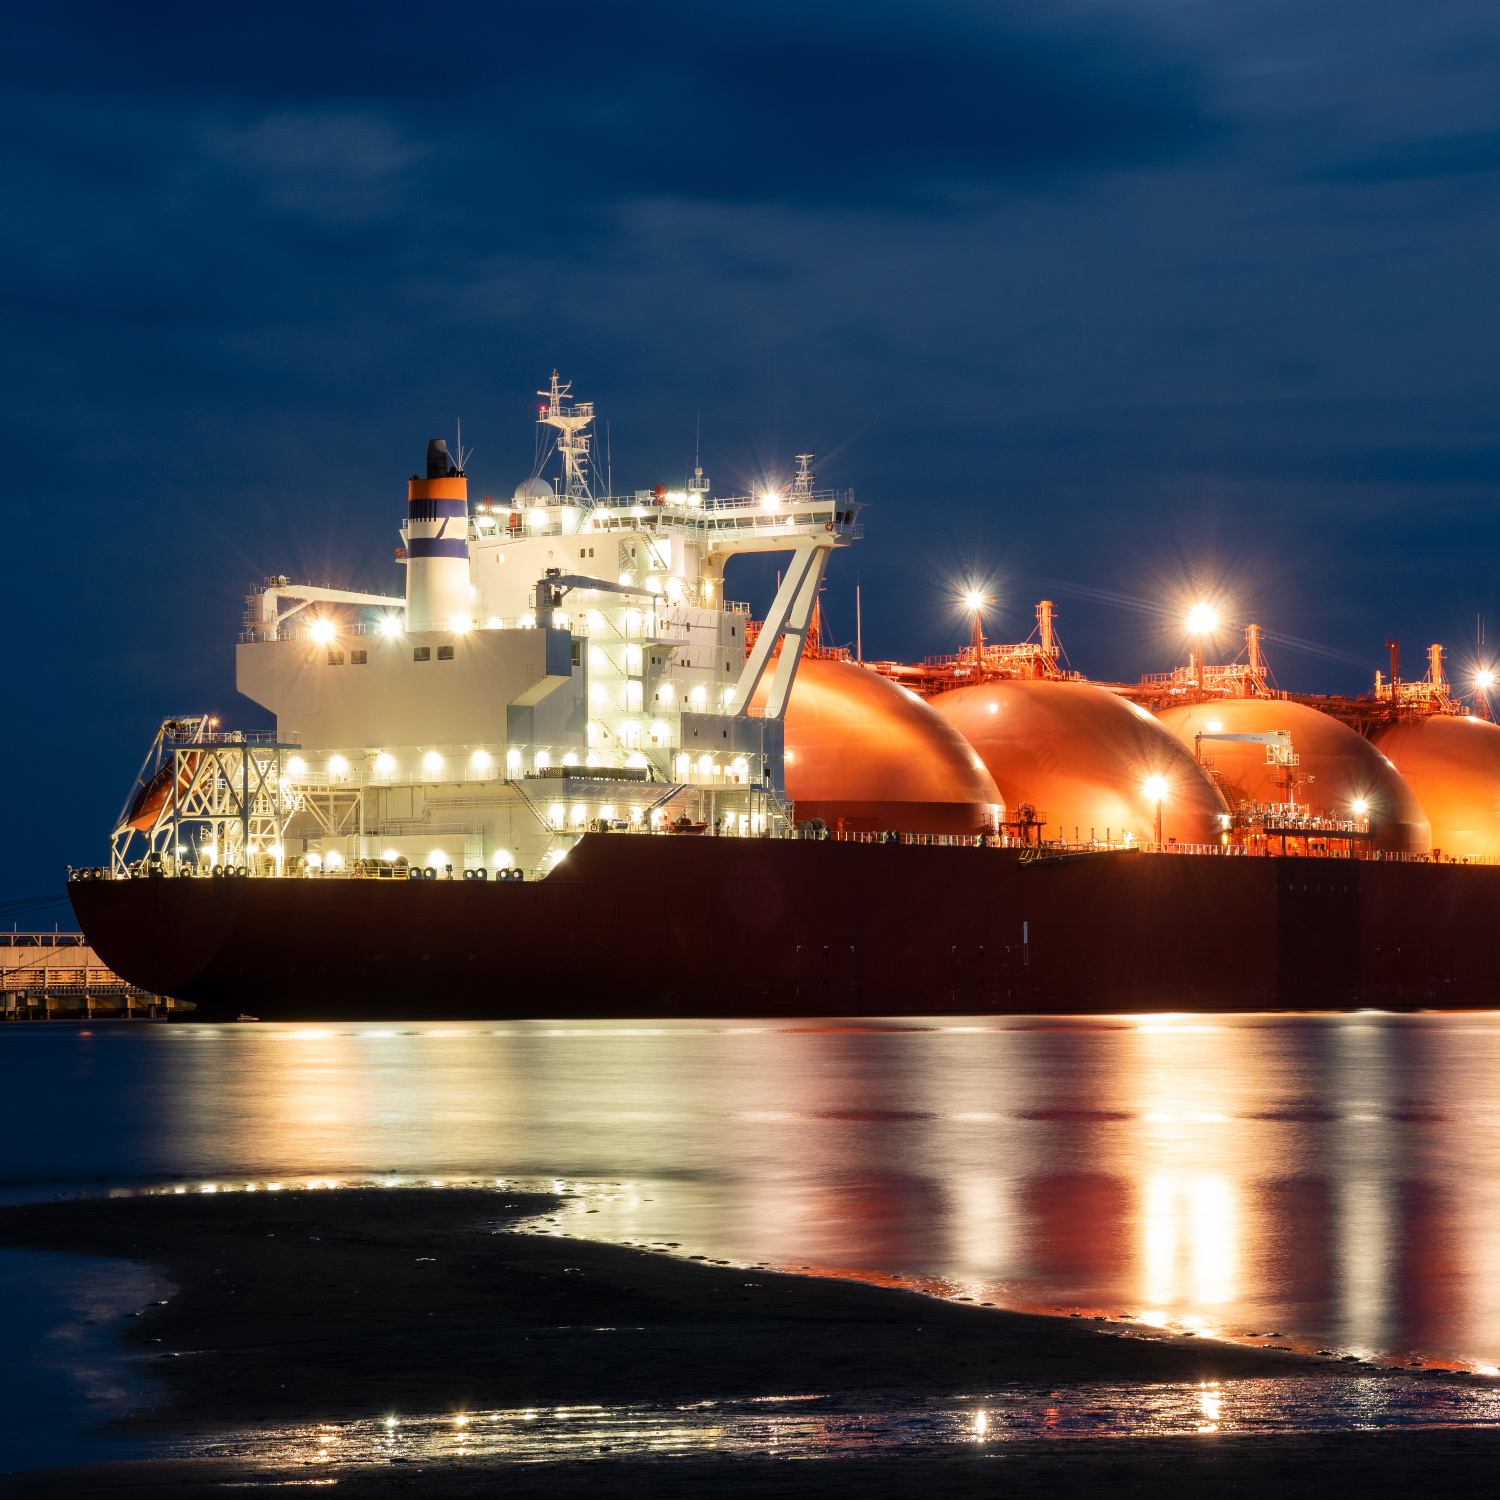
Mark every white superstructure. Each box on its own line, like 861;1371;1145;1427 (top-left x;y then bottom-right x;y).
161;375;866;879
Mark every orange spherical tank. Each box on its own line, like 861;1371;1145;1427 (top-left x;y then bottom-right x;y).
929;680;1228;845
1154;699;1430;854
749;658;1003;834
1370;714;1500;858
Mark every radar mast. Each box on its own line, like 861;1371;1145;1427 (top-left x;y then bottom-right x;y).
792;453;816;499
538;372;595;501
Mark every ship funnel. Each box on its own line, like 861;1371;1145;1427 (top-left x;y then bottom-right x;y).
406;441;470;630
427;439;455;479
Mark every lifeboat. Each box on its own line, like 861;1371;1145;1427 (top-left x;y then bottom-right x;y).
1155;699;1430;854
124;753;202;833
751;658;1003;835
930;679;1227;845
1370;714;1500;858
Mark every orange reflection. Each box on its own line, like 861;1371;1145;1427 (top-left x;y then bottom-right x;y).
144;1013;1500;1367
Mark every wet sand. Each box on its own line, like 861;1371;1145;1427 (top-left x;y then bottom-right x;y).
1;1187;1496;1496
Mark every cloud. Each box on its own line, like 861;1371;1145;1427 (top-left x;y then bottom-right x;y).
505;7;1220;211
200;111;425;222
9;2;1220;218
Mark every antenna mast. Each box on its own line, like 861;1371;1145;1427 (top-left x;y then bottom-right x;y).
689;413;709;496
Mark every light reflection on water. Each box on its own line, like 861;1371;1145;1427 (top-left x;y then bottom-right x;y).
153;1379;1500;1466
4;1013;1500;1366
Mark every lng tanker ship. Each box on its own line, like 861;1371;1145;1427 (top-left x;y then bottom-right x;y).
64;375;1500;1020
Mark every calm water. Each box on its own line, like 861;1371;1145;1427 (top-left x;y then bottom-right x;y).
0;1249;166;1472
4;1014;1500;1372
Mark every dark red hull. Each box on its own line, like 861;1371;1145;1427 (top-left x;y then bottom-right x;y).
67;835;1500;1019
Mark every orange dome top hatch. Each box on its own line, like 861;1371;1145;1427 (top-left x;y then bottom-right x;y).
930;679;1228;845
1155;699;1430;854
749;657;1003;835
1371;714;1500;858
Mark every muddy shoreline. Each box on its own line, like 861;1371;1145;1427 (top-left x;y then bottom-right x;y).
1;1187;1496;1496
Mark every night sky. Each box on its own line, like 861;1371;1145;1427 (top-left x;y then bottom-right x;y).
7;1;1500;890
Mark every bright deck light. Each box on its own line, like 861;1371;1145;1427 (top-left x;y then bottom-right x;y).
964;590;985;611
380;615;402;637
423;751;443;771
1352;798;1369;814
310;619;336;643
1144;775;1169;801
1187;603;1217;633
1477;670;1496;689
375;753;395;773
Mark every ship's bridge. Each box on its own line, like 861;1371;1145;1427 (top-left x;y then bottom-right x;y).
478;486;864;552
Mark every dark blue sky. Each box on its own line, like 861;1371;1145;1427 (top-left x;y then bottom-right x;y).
6;0;1500;891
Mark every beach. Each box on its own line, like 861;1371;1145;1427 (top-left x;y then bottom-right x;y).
2;1186;1497;1495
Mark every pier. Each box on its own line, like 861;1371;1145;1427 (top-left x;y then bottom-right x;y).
0;933;174;1020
